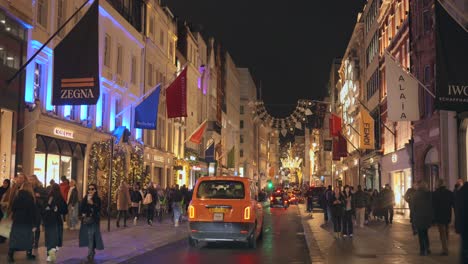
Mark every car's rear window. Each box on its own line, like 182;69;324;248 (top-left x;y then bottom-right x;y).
196;180;245;199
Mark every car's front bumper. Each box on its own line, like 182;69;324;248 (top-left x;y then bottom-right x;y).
189;222;255;242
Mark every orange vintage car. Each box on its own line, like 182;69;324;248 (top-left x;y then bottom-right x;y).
188;176;264;248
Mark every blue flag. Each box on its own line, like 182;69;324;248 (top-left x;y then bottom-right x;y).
205;142;215;163
134;85;161;129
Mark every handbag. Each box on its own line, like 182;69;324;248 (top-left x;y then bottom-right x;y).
143;193;153;205
0;216;12;239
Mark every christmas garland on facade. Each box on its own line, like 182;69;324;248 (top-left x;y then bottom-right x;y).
87;140;144;212
249;99;329;136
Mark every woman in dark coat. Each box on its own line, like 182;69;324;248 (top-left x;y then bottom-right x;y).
8;187;39;262
79;183;104;262
342;186;354;237
329;187;345;238
412;181;433;256
43;183;66;262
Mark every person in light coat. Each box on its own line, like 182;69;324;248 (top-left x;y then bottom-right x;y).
116;181;131;228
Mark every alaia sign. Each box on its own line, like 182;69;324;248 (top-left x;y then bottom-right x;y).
385;53;419;121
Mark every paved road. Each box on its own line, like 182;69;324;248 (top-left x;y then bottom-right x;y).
121;205;311;264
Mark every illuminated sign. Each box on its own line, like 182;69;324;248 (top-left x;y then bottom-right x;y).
192;166;201;171
53;127;74;139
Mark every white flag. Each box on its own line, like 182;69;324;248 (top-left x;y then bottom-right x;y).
385;53;420;121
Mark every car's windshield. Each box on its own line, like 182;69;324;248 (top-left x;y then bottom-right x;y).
196;180;245;199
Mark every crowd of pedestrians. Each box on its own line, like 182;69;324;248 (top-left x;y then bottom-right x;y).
316;177;468;263
0;173;194;263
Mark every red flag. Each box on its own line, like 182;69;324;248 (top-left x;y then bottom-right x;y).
166;68;187;118
187;120;207;144
332;133;348;160
329;114;342;137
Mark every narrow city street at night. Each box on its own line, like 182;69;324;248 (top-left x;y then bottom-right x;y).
122;204;310;264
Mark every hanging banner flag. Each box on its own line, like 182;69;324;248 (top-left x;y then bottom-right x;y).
434;1;468;112
205;142;215;163
329;114;342;137
359;109;375;150
53;0;99;105
134;85;161;129
385;53;419;121
166;67;188;118
186;120;208;144
332;134;348;160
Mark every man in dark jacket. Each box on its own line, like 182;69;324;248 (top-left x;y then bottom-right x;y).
455;180;468;264
412;181;433;256
381;184;395;225
404;185;417;235
353;185;368;228
432;179;454;256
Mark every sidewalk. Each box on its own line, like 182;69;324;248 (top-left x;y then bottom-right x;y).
298;204;461;264
0;215;189;264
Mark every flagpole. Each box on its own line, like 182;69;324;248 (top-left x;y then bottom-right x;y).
184;119;208;144
384;51;436;98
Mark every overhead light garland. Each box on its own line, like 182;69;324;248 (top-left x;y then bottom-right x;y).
249;99;329;137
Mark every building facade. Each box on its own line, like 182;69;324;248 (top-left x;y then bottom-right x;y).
0;0;33;180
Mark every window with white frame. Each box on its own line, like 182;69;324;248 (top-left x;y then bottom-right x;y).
37;0;48;28
115;97;122;127
57;0;66;37
101;92;108;130
116;44;123;75
33;62;43;102
396;121;411;150
131;55;137;84
104;34;111;67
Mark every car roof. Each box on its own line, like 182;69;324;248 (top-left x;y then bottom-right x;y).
196;176;251;183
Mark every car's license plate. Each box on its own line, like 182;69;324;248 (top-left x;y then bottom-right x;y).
213;212;223;221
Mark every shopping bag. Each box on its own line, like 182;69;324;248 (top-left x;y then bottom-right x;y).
0;217;12;239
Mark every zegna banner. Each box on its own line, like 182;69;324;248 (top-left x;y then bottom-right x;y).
435;0;468;112
53;0;99;105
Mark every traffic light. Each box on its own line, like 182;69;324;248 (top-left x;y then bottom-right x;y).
267;181;273;189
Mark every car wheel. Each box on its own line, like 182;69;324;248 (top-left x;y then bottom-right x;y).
188;236;198;248
247;231;257;249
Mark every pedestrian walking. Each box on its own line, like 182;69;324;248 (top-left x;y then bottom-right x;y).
454;179;468;264
59;176;70;228
381;184;395;225
404;184;417;235
172;185;183;227
412;181;433;256
130;183;143;225
67;179;79;230
353;185;368;228
330;187;344;239
432;179;454;256
143;183;156;226
115;181;131;228
43;183;66;262
79;183;104;262
342;186;354;237
7;179;39;262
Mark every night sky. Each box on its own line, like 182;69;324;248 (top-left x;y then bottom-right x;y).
164;0;366;117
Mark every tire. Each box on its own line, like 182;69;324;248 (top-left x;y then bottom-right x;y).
247;232;257;249
188;236;198;248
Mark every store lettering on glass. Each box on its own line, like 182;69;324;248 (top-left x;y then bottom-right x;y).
398;75;407;119
54;127;74;139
